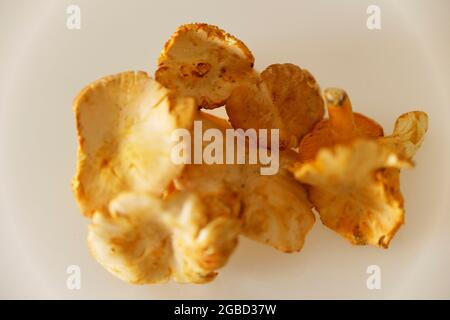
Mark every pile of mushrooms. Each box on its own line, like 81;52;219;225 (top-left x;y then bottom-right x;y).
72;23;428;284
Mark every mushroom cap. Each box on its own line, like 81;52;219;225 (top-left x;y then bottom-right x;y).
226;63;324;148
72;71;196;217
242;150;315;252
292;139;411;247
156;23;255;109
292;111;428;247
88;193;172;284
299;112;384;161
88;191;241;284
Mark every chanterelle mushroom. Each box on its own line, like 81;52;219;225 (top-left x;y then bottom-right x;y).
72;71;196;217
298;87;383;161
226;63;325;148
89;191;240;284
155;23;255;109
292;88;428;247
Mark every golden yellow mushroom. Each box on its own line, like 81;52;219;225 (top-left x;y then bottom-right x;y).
298;87;383;161
88;191;240;284
156;23;255;109
292;88;428;247
226;63;325;148
72;71;196;217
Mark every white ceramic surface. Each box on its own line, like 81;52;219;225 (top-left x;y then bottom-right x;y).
1;0;449;299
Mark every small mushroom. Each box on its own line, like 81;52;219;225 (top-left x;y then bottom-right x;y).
155;23;255;109
226;63;325;148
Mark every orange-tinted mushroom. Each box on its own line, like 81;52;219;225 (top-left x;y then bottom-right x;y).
299;88;383;161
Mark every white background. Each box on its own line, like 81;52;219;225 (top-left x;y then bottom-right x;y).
0;0;449;299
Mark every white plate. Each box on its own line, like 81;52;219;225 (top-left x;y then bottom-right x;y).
1;0;449;299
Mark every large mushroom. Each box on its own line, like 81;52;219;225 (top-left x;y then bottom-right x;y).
72;71;196;217
292;88;428;247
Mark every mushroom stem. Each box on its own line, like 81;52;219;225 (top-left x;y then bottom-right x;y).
324;88;356;139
